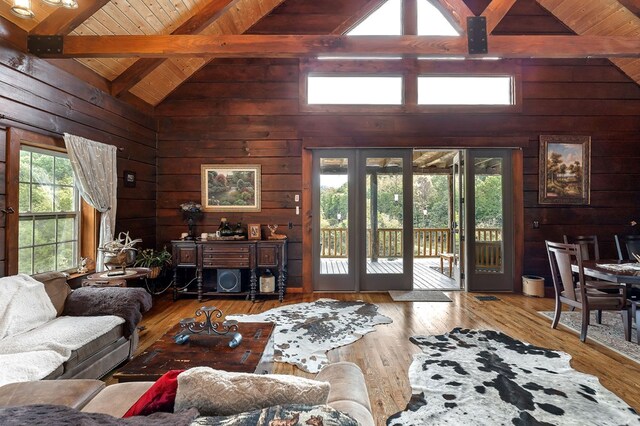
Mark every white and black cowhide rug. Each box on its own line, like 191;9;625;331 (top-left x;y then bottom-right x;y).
388;328;640;426
227;299;392;373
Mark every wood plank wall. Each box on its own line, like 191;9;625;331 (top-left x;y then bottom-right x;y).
156;55;640;290
0;41;157;276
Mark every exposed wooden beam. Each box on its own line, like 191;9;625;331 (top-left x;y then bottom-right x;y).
0;15;27;51
331;0;388;35
618;0;640;16
433;0;475;33
482;0;518;33
30;0;111;35
110;0;237;97
43;34;640;59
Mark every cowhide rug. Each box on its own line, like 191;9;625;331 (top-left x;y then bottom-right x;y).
227;299;392;373
388;328;640;426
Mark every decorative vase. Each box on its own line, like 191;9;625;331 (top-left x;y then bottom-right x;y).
148;266;162;279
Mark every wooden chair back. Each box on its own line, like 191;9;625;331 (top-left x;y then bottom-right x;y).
614;234;640;261
563;235;599;261
546;241;585;303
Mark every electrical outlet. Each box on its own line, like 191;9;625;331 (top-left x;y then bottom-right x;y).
533;220;539;229
288;221;293;229
294;194;300;202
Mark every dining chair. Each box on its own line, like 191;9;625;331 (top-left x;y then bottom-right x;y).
545;241;630;342
563;235;599;260
614;234;640;261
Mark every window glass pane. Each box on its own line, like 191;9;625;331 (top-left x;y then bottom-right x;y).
34;218;56;245
57;217;75;242
19;147;80;274
308;76;402;105
19;183;30;213
19;151;31;182
31;184;54;212
18;248;33;275
55;187;74;212
31;152;54;184
34;245;55;274
418;76;513;105
417;0;460;35
55;157;74;186
319;158;349;275
19;218;33;248
57;242;75;271
347;0;401;35
474;158;503;274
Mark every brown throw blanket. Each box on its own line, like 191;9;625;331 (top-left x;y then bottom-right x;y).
0;405;198;426
63;287;152;338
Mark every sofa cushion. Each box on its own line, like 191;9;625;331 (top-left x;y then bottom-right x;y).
0;274;57;339
67;323;124;365
194;404;357;426
0;379;105;410
32;272;72;316
82;382;155;417
174;367;331;416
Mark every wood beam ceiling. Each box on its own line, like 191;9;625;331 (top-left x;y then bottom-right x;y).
30;0;111;35
110;0;237;97
434;0;474;33
40;34;640;59
482;0;518;33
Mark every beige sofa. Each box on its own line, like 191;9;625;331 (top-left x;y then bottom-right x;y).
30;272;140;380
0;362;375;425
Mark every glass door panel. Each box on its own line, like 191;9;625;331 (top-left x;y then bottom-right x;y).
466;150;513;292
319;158;350;276
451;152;464;287
365;157;404;275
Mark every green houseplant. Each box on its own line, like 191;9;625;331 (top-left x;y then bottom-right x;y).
135;246;172;279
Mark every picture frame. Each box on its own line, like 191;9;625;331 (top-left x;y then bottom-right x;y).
123;170;136;188
538;135;591;205
201;164;261;212
248;223;261;240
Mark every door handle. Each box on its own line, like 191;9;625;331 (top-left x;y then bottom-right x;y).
1;207;14;214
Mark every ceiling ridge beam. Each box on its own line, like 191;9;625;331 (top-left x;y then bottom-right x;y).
482;0;518;34
37;34;640;59
30;0;111;35
110;0;238;97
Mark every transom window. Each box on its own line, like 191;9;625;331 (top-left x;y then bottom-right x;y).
18;146;80;274
307;76;403;105
418;76;514;105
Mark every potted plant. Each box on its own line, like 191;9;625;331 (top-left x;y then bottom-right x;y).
135;246;172;279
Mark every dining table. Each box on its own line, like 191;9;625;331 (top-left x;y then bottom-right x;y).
572;259;640;343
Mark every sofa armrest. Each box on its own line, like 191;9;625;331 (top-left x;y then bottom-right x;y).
63;287;152;338
315;362;375;426
0;380;105;410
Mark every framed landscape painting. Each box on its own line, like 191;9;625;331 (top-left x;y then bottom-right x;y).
201;164;261;212
538;135;591;205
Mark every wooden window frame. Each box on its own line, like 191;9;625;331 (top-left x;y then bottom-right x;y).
299;58;522;114
6;128;98;276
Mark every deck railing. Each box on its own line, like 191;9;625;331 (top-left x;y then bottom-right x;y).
320;227;501;259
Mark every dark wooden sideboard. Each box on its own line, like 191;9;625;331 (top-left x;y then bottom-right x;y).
171;239;287;302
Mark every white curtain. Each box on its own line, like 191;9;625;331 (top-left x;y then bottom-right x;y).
64;133;118;271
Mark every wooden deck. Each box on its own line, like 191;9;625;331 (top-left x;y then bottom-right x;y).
320;257;460;290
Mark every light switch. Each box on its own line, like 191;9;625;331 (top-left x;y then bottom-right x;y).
296;206;300;215
294;194;300;202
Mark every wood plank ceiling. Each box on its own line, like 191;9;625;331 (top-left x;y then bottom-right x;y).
1;0;638;107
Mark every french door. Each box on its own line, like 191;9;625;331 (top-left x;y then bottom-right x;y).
465;149;514;291
313;149;413;291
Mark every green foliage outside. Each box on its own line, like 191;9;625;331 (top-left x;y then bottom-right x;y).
319;173;503;229
18;149;78;274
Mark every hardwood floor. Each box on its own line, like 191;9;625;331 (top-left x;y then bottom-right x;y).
126;292;640;425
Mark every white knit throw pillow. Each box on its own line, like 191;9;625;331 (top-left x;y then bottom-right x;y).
174;367;331;416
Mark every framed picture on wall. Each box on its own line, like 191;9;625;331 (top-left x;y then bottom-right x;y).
538;135;591;205
201;164;261;212
248;224;261;240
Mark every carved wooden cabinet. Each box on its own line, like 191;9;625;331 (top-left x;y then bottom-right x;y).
171;239;287;302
